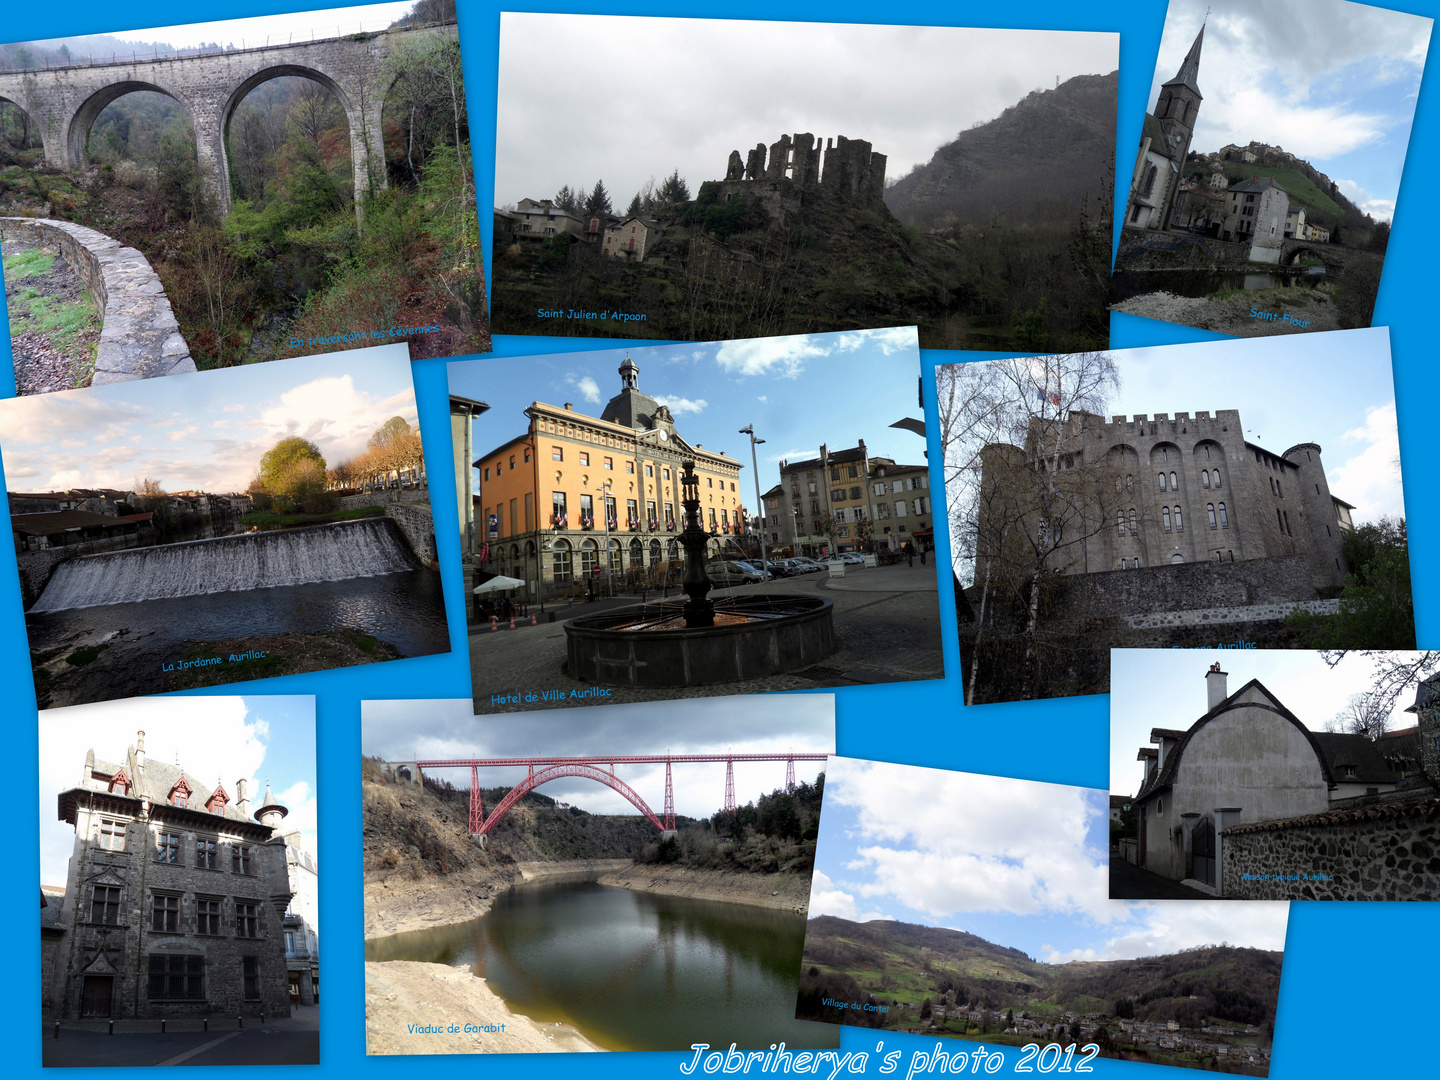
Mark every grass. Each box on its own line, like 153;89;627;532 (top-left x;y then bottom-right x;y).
65;645;108;666
238;505;384;528
327;628;382;654
3;247;54;278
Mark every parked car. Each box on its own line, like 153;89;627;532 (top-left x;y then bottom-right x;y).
785;558;825;573
840;553;865;565
759;559;795;578
730;559;773;580
706;562;763;586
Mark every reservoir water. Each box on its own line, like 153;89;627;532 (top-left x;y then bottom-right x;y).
365;879;838;1052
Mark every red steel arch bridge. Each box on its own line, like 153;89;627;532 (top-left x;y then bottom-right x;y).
404;753;829;839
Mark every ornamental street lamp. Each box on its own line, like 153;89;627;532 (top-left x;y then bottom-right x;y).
739;425;768;580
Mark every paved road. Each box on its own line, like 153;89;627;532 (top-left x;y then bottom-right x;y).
469;562;945;713
42;1013;319;1066
1109;855;1215;899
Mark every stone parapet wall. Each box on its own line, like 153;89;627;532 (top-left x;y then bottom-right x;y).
1222;799;1440;901
0;217;196;385
333;489;429;512
1122;598;1340;630
384;503;437;569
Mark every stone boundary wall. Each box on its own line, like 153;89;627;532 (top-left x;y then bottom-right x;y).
1123;598;1340;630
1049;554;1317;625
384;503;437;569
334;489;429;512
1222;800;1440;901
0;217;196;385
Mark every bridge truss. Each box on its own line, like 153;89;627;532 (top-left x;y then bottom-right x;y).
411;753;829;836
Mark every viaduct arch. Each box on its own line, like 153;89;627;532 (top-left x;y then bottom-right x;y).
0;23;451;215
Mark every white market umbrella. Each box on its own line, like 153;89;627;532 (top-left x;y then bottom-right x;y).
472;575;525;595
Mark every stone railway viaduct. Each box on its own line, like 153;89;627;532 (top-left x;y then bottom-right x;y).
0;22;457;214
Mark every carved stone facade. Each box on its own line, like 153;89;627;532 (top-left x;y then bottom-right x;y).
49;732;295;1020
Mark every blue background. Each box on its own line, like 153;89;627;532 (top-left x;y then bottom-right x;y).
1;0;1435;1076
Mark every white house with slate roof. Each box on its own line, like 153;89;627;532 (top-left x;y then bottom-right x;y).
47;731;295;1021
1129;664;1404;894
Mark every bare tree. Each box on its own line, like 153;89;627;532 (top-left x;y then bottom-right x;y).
1327;692;1394;740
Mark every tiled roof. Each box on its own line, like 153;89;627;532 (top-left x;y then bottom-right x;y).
1221;795;1440;835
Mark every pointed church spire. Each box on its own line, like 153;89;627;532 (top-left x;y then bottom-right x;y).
1162;23;1205;99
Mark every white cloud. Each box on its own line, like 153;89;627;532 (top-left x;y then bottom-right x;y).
567;374;602;403
809;870;892;923
1045;901;1291;962
1330;401;1404;521
654;395;707;416
1333;179;1395;222
715;336;830;378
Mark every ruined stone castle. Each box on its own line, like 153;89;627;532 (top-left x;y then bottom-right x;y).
720;132;887;207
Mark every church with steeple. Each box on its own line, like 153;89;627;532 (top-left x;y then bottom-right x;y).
1124;22;1205;231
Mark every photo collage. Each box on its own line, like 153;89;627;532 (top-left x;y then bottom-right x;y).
1;0;1435;1078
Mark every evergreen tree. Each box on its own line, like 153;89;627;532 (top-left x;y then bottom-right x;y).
657;168;691;207
626;192;642;217
554;184;579;214
584;179;612;218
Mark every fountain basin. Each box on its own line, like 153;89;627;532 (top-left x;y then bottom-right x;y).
564;594;835;687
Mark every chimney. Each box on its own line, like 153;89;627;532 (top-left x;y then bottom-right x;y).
135;730;146;774
1206;663;1228;710
237;778;250;819
564;403;574;411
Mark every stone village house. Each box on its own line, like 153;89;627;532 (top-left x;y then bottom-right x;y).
1126;665;1440;900
45;732;302;1020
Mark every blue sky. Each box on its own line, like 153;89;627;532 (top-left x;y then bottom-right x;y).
38;695;317;886
1149;0;1431;220
809;756;1289;963
448;328;928;500
1109;649;1423;799
1106;327;1401;521
0;344;416;495
362;694;834;821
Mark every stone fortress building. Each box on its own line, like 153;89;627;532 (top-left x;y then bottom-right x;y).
718;132;888;208
979;406;1355;590
46;731;299;1021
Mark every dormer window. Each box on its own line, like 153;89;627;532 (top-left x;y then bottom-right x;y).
1343;767;1356;779
206;783;229;816
108;768;130;796
169;777;192;808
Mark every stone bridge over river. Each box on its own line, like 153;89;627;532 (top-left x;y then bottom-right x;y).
0;21;456;213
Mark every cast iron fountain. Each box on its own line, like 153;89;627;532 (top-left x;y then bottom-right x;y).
564;460;834;687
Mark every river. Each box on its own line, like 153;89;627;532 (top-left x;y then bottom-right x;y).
365;878;839;1052
1110;265;1327;302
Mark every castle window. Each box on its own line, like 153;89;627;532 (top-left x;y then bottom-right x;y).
1213;470;1221;488
91;885;121;925
1283;511;1292;536
1270;477;1275;494
1228;551;1234;561
98;819;126;851
1316;483;1320;494
196;838;218;870
1156;798;1164;815
1170;472;1177;491
1158;472;1168;492
243;957;261;1000
1129;509;1138;533
1203;445;1211;460
1207;504;1217;528
1173;506;1183;530
197;898;221;935
1117;511;1126;535
156;831;180;864
1162;508;1172;532
151;893;180;933
1277;508;1284;532
1202;471;1210;489
237;903;259;938
232;845;252;875
1219;503;1229;527
1277;480;1283;498
148;955;204;1000
1126;474;1134;493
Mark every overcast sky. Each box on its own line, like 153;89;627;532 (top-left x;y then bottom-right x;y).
1147;0;1432;221
362;694;834;820
810;756;1290;963
496;14;1117;209
0;344;417;495
39;695;316;887
449;328;929;504
26;3;417;53
1110;649;1424;797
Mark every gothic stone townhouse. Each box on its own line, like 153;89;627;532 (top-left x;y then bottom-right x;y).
48;732;293;1020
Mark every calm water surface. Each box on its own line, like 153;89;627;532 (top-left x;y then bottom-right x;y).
1111;266;1326;302
366;879;838;1052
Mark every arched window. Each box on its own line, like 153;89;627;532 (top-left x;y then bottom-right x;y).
649;539;662;565
1142;164;1158;197
1170;471;1177;491
1212;470;1221;489
1129;508;1138;533
1125;474;1134;493
1201;471;1210;489
1170;554;1184;564
1117;510;1126;535
629;537;642;567
579;539;598;578
1162;507;1172;531
1203;444;1211;460
1174;506;1183;530
1158;472;1168;492
1219;503;1228;527
1207;503;1217;528
552;538;573;583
